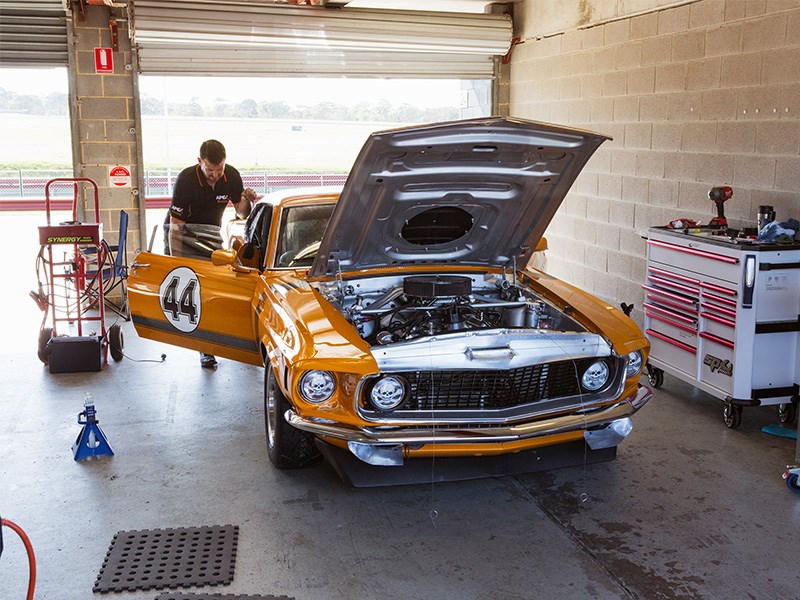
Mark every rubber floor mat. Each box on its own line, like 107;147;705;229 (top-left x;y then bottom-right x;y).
94;525;239;594
155;594;295;600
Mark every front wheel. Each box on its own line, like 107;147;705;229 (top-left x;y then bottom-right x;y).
264;366;321;469
787;474;800;494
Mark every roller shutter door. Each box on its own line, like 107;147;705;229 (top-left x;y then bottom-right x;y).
130;0;511;79
0;0;68;66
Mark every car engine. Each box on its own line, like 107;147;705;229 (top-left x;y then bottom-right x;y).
325;274;587;346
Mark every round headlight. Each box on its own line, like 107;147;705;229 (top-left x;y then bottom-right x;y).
298;370;336;403
581;360;610;391
626;350;644;378
369;375;407;411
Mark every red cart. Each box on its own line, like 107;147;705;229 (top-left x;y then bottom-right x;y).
35;178;123;372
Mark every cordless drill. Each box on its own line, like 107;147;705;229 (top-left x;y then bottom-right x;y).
708;186;732;228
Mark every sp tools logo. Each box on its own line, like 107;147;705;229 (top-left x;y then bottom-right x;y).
703;354;733;377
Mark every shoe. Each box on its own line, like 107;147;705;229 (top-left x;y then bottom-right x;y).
200;353;218;368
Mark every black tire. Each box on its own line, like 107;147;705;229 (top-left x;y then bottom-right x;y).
109;324;124;362
778;402;796;425
264;366;321;469
37;327;53;364
787;474;800;494
646;365;664;389
723;403;742;429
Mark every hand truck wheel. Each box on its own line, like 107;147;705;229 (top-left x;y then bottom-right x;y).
37;327;53;364
108;324;124;362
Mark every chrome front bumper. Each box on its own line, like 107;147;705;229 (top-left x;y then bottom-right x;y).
286;384;653;466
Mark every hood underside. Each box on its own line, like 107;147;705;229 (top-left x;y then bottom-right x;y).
309;117;609;279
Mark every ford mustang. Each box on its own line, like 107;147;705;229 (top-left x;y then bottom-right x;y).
128;117;652;478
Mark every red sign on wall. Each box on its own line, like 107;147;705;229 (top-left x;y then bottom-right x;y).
109;165;131;187
94;48;113;73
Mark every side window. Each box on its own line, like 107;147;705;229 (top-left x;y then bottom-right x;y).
275;204;336;268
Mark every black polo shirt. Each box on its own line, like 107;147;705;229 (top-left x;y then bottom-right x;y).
167;163;244;226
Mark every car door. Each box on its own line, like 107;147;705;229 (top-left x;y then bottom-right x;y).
128;237;262;366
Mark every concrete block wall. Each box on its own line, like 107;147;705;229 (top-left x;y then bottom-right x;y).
70;5;142;260
509;0;800;325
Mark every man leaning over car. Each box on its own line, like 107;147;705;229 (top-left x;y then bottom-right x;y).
165;139;256;368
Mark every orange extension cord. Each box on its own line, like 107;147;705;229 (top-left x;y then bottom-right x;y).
1;518;36;600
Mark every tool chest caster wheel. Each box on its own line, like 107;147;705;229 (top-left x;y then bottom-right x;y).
723;403;742;429
646;365;664;388
778;403;796;425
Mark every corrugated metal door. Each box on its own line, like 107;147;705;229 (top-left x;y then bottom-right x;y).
0;0;68;66
130;0;511;78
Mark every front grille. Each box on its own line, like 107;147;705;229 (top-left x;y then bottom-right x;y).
363;358;612;413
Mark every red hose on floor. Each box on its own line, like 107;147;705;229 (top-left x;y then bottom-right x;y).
1;518;36;600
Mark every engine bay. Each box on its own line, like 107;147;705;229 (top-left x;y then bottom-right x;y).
317;273;588;346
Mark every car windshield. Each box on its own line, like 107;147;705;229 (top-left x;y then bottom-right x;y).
151;223;226;259
275;204;335;268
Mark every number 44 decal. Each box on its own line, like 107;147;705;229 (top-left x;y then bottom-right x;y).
159;267;202;333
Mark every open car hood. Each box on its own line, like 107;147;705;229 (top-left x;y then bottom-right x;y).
309;117;609;279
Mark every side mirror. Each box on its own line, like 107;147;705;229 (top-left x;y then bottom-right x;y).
211;248;237;266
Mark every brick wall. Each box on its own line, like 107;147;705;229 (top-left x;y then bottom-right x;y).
509;0;800;325
71;5;143;256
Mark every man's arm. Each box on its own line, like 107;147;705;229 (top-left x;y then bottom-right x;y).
235;188;256;219
168;216;185;256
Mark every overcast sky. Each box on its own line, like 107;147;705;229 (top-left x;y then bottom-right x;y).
1;67;464;107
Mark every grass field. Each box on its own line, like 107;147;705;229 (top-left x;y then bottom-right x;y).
1;114;407;171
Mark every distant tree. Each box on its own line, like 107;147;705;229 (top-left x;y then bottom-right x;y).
42;92;68;115
140;96;163;115
232;99;258;118
259;100;293;119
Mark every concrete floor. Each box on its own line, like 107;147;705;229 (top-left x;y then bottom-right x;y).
1;213;799;599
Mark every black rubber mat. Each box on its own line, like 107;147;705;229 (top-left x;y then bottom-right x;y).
155;594;295;600
94;525;239;594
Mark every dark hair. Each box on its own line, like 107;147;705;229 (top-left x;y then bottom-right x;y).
199;140;226;165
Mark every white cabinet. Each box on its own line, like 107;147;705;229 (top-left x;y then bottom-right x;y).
644;227;800;428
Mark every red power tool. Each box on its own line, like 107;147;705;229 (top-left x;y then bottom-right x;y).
708;186;732;228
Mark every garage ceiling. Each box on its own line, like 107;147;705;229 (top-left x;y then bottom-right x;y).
130;0;512;78
0;0;68;66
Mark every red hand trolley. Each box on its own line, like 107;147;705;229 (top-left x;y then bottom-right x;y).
35;178;124;372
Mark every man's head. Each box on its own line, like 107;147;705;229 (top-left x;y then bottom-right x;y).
198;139;226;186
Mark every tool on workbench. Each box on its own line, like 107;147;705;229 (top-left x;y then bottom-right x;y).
707;185;732;228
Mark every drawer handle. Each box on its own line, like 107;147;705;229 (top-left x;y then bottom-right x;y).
699;331;735;349
642;284;697;305
647;275;700;296
643;302;697;325
646;329;697;354
701;291;737;307
648;239;739;264
700;302;737;318
646;311;698;334
701;311;736;328
700;281;737;297
647;266;701;285
645;295;699;315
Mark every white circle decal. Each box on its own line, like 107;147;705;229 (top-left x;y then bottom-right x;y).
159;267;202;332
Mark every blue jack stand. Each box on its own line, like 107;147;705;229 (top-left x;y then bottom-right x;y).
72;397;114;461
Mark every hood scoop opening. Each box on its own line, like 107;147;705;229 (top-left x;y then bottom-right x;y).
403;275;472;299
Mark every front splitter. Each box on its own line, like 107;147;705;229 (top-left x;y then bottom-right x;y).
316;439;616;488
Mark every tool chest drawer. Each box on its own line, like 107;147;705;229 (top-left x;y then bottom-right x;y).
646;237;740;283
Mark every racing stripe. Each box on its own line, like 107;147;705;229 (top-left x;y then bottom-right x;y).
133;315;259;354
